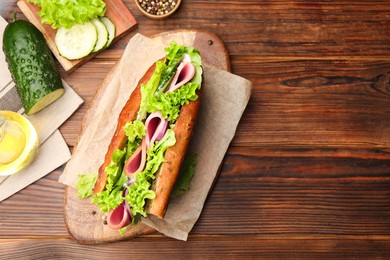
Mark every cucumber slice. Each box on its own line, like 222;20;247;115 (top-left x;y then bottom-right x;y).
91;18;108;52
55;22;97;60
99;17;116;47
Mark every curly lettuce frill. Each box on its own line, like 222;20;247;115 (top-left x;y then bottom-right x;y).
27;0;106;29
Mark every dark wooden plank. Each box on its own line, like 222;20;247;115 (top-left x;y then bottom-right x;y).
1;0;390;257
193;147;390;236
60;59;390;150
124;1;390;60
2;147;390;238
5;1;390;60
1;237;390;259
232;60;390;149
4;0;390;149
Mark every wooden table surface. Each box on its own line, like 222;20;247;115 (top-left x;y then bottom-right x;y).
1;0;390;258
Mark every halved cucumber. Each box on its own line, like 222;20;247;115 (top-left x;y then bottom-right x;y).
27;88;65;115
55;22;97;60
99;17;116;48
91;18;108;52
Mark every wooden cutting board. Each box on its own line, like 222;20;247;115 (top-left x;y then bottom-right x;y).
17;0;137;73
64;30;230;244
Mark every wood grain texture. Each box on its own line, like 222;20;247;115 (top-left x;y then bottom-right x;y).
2;0;390;258
232;60;390;149
54;0;390;150
2;237;390;259
2;148;390;238
61;59;390;151
17;0;137;72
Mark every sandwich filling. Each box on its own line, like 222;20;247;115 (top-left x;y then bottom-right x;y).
76;42;203;229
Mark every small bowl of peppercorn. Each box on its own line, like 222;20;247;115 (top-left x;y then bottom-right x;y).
135;0;181;19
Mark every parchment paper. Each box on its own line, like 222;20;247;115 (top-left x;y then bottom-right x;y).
59;33;252;240
0;130;70;201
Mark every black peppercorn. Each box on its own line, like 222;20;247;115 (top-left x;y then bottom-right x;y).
139;0;178;16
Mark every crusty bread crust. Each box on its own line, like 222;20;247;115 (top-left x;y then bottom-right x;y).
93;59;202;220
146;87;202;218
93;63;157;194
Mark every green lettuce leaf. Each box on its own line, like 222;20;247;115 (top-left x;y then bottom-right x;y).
76;172;98;198
125;129;176;221
144;42;203;122
171;151;197;199
137;61;166;121
147;82;200;122
105;149;126;191
165;42;203;86
123;120;146;160
124;120;146;142
164;42;186;64
119;226;127;236
77;42;202;220
91;182;124;213
153;42;186;94
28;0;106;29
125;138;141;161
91;148;127;212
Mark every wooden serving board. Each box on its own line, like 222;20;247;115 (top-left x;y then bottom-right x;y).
17;0;137;73
64;30;230;244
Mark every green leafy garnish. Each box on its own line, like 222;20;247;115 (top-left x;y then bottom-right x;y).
119;226;127;236
137;61;166;121
75;41;203;224
147;82;200;122
165;42;203;86
28;0;106;29
124;120;146;142
171;151;197;199
123;120;146;160
164;42;187;63
76;172;98;198
155;48;184;94
91;149;127;212
91;183;124;213
142;42;203;123
125;129;176;222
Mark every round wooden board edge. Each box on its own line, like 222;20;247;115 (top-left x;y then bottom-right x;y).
64;29;230;244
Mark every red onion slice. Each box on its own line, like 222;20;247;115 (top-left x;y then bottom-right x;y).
107;202;131;230
168;62;196;92
124;138;147;178
145;111;168;149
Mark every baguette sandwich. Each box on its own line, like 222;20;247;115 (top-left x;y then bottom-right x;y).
76;42;203;231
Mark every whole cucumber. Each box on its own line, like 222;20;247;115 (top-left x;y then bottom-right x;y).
3;17;64;115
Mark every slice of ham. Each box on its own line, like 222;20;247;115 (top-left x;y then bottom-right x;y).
123;112;167;177
124;138;147;178
145;111;168;149
168;62;196;92
107;201;131;230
